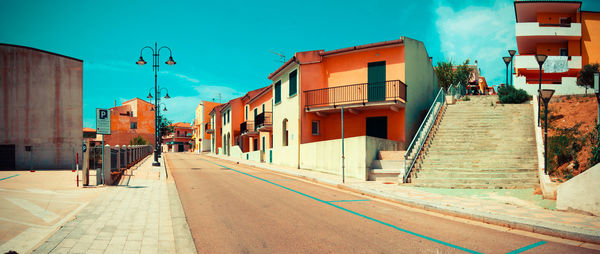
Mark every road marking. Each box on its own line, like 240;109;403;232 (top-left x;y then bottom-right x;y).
5;197;59;223
199;158;482;254
328;199;370;203
506;241;546;254
0;174;19;181
268;179;296;181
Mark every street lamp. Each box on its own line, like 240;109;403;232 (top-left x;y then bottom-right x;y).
508;50;516;86
535;54;548;126
540;89;555;175
503;56;512;87
594;73;599;123
137;42;176;167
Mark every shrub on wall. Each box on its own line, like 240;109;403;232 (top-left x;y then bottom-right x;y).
497;86;530;104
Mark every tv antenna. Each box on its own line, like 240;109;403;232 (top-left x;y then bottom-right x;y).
270;51;286;63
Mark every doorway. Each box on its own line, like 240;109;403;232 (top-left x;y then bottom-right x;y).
366;117;388;139
0;145;15;170
368;61;386;102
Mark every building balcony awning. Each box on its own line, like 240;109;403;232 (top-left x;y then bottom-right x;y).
304;80;406;114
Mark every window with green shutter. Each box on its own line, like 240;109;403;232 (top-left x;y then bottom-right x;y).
289;70;297;97
274;81;281;104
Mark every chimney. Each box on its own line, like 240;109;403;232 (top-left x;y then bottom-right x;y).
115;100;117;107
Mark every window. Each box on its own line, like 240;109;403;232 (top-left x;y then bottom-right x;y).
559;48;568;56
245;106;248;120
289;70;297;96
282;119;288;146
130;122;137;129
227;110;230;123
311;121;319;135
262;104;265;113
274;81;281;103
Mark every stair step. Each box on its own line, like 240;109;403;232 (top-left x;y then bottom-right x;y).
409;183;538;189
378;151;406;160
371;160;405;169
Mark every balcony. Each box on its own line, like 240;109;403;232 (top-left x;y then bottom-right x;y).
516;22;581;38
256;112;272;131
514;55;581;71
240;121;258;136
304;80;406;113
205;123;214;134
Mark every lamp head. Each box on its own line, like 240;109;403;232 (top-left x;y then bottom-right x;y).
503;56;512;65
136;56;147;66
535;54;548;66
594;73;599;94
508;50;516;57
539;89;555;104
164;93;171;99
147;93;153;99
163;107;168;112
165;56;176;65
150;107;155;111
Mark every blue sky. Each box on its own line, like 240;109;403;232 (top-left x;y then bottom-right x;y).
1;0;599;127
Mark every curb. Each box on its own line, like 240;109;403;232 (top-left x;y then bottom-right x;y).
204;154;600;244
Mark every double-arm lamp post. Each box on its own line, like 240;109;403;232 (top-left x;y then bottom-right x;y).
137;43;176;166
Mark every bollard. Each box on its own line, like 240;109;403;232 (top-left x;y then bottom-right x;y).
83;140;90;186
103;145;112;185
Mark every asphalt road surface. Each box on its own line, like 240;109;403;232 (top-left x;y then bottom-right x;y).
166;153;597;254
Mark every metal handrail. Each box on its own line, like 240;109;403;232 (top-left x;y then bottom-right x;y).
304;80;406;108
403;88;446;183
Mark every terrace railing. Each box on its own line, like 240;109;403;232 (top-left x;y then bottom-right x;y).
241;121;255;135
304;80;406;109
256;112;272;129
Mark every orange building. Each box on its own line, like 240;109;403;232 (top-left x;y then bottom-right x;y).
103;98;155;147
239;85;273;162
513;0;600;95
192;101;221;153
163;122;192;152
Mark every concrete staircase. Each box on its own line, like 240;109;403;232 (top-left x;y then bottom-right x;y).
368;151;405;182
410;96;539;189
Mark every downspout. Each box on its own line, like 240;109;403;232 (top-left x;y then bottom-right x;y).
297;61;302;169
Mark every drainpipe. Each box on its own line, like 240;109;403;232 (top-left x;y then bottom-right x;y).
341;105;345;184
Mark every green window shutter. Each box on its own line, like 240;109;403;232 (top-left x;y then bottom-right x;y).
275;81;281;103
289;70;297;96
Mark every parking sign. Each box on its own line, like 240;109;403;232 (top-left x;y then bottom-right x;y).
96;108;111;135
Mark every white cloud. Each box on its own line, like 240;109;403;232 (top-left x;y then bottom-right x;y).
435;0;516;86
173;73;200;83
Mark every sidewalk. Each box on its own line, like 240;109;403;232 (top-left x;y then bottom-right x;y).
32;156;196;254
205;153;600;245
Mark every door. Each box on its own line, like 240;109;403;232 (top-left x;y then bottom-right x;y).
368;61;386;102
254;108;258;131
178;144;184;152
253;139;258;151
0;145;16;170
366;117;388;139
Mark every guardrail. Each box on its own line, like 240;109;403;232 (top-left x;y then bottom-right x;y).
404;88;445;183
304;80;407;108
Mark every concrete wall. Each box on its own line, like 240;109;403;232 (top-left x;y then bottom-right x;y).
557;163;600;216
514;75;588;95
299;136;399;180
0;44;83;170
403;37;439;148
272;63;301;168
243;150;262;162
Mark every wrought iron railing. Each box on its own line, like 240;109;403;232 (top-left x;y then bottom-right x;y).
403;88;445;183
304;80;407;108
256;112;272;129
241;121;255;134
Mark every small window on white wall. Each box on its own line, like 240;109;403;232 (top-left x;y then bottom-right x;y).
311;121;319;135
282;118;288;146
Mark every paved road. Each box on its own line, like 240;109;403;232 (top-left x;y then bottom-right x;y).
166;153;596;254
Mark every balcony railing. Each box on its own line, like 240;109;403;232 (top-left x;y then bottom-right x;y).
515;22;581;37
256;112;272;129
304;80;407;109
240;121;255;135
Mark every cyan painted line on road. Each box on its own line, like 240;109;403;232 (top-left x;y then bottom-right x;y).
0;174;19;181
506;241;546;254
328;199;370;203
199;158;482;254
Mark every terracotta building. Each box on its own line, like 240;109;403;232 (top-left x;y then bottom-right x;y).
0;44;83;170
513;0;600;95
192;101;221;153
103;98;155;147
163;122;192;152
